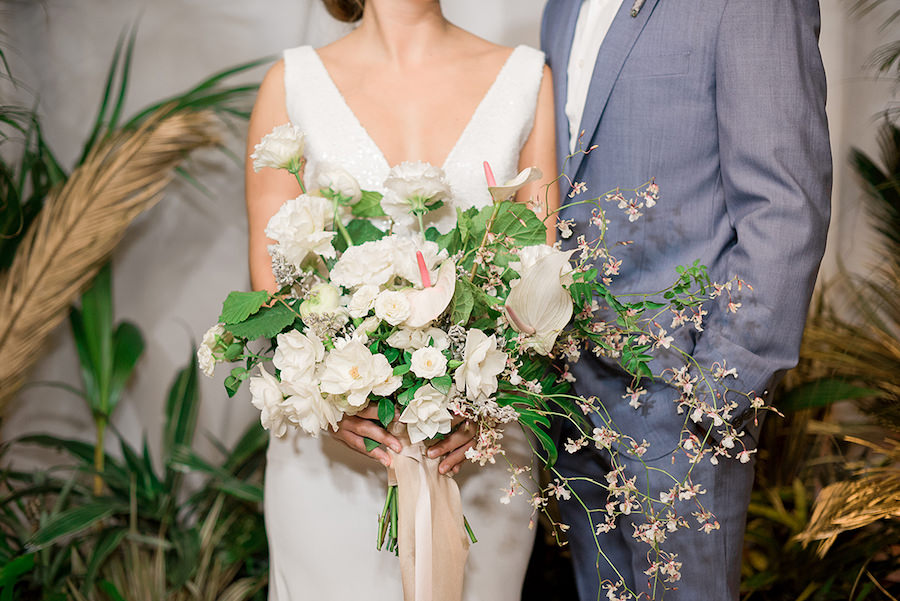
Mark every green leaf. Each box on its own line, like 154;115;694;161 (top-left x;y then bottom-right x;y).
523;420;558;467
351;190;387;218
225;302;295;339
78;262;114;413
431;374;453;395
0;554;35;587
223;341;244;361
98;580;128;601
363;437;381;453
378;397;395;428
219;290;269;324
81;528;127;594
108;321;144;414
334;218;386;253
780;378;882;412
450;279;475;325
476;202;546;246
27;502;125;550
393;363;411;376
163;351;200;469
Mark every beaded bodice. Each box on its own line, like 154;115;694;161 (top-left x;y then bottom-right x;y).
282;44;546;226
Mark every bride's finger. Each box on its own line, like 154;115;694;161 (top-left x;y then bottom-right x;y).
437;437;474;474
332;422;393;467
337;415;403;454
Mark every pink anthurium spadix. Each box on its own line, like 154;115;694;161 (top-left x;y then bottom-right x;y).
404;258;457;328
504;248;575;355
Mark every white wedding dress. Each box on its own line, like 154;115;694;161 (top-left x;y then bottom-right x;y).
264;44;547;601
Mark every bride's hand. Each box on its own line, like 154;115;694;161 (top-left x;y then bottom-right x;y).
330;405;402;468
426;416;476;476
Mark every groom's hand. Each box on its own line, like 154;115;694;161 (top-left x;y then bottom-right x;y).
426;417;475;475
331;405;402;468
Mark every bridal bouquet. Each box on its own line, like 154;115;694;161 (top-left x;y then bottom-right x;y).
199;124;765;600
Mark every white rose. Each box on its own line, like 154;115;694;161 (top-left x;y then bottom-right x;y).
454;329;507;401
316;163;362;204
299;283;342;317
347;284;380;318
281;377;342;436
410;347;447;379
386;326;449;350
249;367;291;438
273;330;325;387
319;340;396;407
330;239;396;289
399;384;453;444
352;316;381;343
266;195;336;268
374;290;411;326
251;123;306;172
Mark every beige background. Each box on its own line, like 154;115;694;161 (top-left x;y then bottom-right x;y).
1;0;893;466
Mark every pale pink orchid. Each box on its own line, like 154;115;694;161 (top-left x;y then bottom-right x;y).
504;249;575;355
404;254;456;328
483;161;543;204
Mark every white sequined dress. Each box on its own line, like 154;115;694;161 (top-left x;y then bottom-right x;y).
264;44;547;601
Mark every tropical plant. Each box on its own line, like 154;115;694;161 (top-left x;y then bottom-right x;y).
0;29;265;414
0;347;269;600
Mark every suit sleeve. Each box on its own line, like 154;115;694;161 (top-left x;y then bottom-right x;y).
689;0;831;433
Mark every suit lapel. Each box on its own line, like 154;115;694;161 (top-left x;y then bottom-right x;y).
566;0;661;181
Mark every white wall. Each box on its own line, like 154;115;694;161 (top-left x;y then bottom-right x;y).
1;0;893;466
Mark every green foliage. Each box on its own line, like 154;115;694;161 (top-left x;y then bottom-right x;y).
1;348;269;600
333;218;386;253
225;301;295;339
779;378;881;412
850;120;900;261
351;190;387;218
69;264;145;425
220;290;269;324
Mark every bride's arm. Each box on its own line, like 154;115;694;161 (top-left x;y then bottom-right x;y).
245;60;302;293
245;60;403;466
517;64;558;245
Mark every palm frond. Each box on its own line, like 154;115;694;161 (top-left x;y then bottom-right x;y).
795;439;900;556
0;108;219;413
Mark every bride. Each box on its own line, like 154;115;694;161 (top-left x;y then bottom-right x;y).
244;0;556;598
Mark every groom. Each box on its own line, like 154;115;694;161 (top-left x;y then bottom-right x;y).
541;0;831;599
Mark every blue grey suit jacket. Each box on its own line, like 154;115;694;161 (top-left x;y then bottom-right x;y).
541;0;831;453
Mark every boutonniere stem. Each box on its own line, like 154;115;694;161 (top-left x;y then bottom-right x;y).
631;0;646;17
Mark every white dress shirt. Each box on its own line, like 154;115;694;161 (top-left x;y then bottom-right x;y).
566;0;625;153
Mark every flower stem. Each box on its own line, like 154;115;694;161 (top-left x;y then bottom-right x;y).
331;196;355;248
291;170;306;195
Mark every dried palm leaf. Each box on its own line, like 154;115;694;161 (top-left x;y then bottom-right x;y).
795;438;900;556
0;108;219;412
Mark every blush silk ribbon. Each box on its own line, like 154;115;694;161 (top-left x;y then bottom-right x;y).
387;425;469;601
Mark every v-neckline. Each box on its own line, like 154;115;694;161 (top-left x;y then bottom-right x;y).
309;45;520;170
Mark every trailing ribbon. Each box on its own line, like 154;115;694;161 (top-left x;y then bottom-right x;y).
387;425;469;601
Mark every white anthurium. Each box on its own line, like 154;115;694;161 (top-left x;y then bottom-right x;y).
504;249;576;355
488;166;542;204
404;257;456;328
